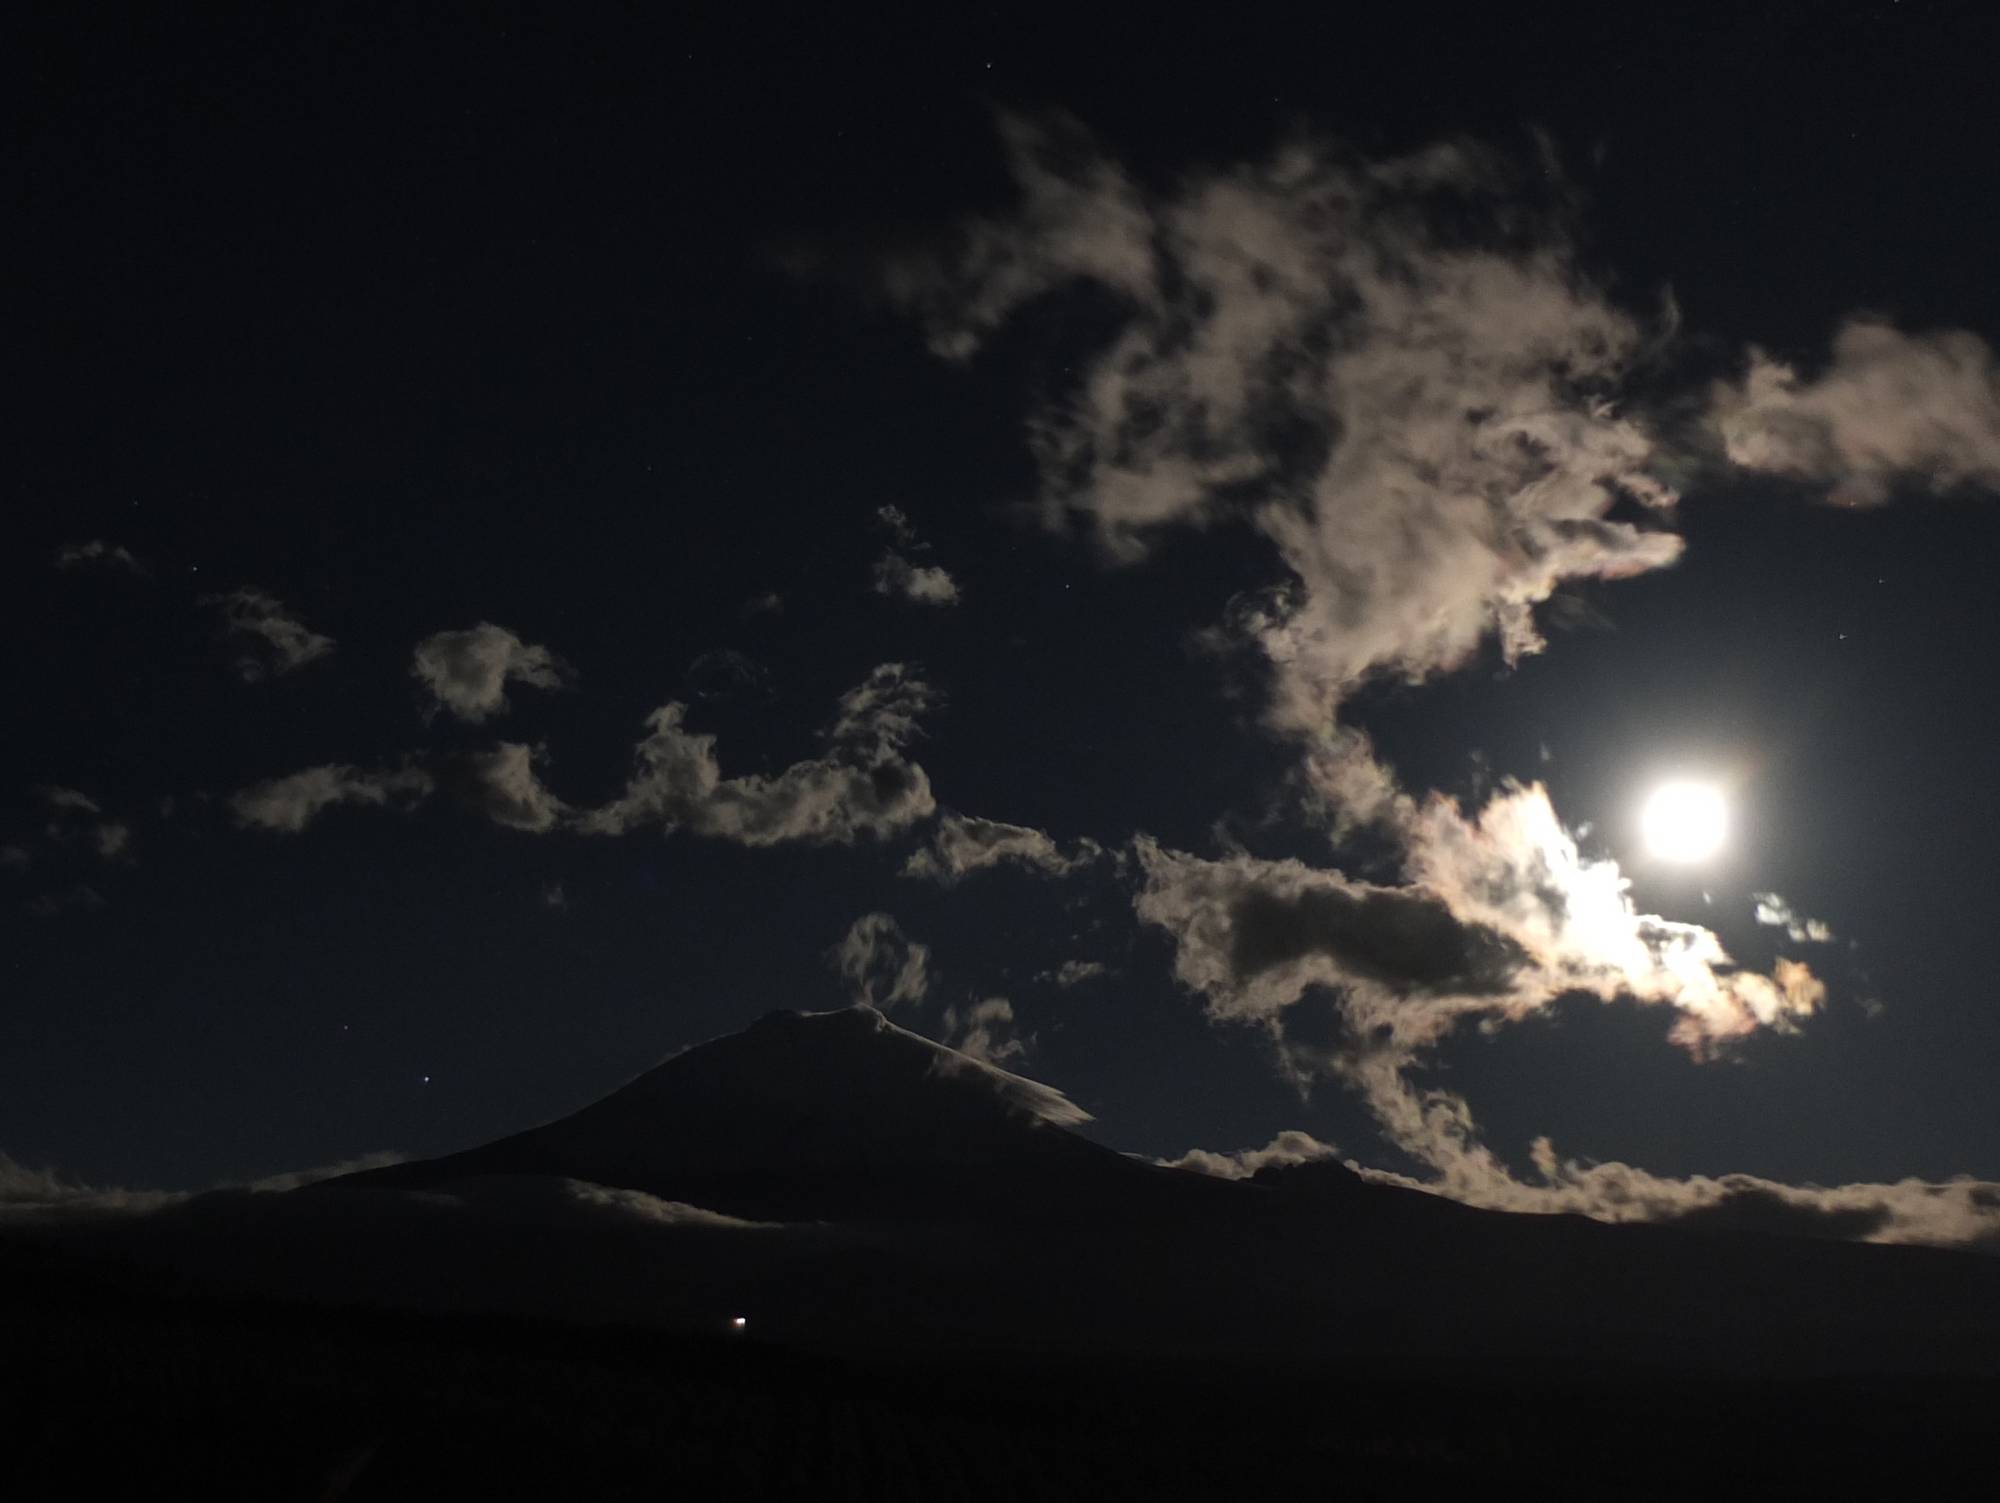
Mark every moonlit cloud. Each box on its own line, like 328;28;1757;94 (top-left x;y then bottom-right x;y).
229;763;434;833
870;504;960;605
872;550;961;605
203;588;336;682
1037;958;1111;988
54;539;147;574
449;742;568;832
1136;782;1826;1065
580;663;938;845
1713;319;2000;506
942;996;1026;1066
1161;1128;1341;1181
829;912;932;1010
886;116;1683;770
1342;1060;2000;1252
1754;892;1836;945
901;811;1102;886
411;622;572;723
33;786;132;864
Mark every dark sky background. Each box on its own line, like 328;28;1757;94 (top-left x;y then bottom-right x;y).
9;3;2000;1217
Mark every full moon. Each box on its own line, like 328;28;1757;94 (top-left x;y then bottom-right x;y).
1640;780;1728;864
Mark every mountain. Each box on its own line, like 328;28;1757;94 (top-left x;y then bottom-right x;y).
326;1005;1144;1219
11;1002;2000;1384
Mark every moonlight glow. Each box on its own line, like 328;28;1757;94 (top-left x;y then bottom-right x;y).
1640;781;1729;864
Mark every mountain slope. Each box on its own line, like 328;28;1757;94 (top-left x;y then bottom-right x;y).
329;1005;1141;1218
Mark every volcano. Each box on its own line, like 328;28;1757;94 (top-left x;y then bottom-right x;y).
327;1005;1143;1220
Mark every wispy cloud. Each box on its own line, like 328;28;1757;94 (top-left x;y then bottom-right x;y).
1343;1059;2000;1253
411;622;571;723
229;763;434;833
870;505;961;605
54;539;147;574
1161;1128;1340;1181
444;742;569;832
1754;892;1835;946
1037;958;1111;988
885;115;1680;764
580;663;938;846
1713;319;2000;506
1136;781;1825;1069
829;911;932;1010
941;996;1025;1066
203;588;336;682
901;811;1101;886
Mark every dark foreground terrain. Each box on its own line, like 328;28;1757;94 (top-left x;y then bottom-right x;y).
10;1009;1999;1497
8;1239;1996;1501
8;1238;1997;1501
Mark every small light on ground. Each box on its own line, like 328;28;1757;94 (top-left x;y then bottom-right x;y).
730;1315;748;1332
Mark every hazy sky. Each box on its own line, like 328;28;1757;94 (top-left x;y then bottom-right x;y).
10;5;2000;1247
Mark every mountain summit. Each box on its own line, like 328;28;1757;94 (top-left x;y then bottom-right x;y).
332;1005;1124;1216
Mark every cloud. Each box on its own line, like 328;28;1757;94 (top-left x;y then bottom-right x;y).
941;997;1025;1066
1161;1129;1341;1181
1037;959;1111;987
54;539;147;574
580;663;938;846
0;845;28;872
1348;1062;2000;1253
901;812;1101;885
410;623;572;723
872;550;961;605
886;116;1682;767
0;1152;181;1219
829;912;931;1010
443;742;568;832
244;1150;409;1193
685;648;770;702
229;764;434;833
1753;892;1835;945
27;884;105;917
1713;319;2000;506
203;588;336;682
32;786;131;864
1136;780;1824;1062
874;504;919;545
870;505;960;605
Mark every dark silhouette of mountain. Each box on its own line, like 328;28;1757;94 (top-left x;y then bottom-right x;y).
11;1002;2000;1494
328;1005;1141;1220
10;1003;2000;1387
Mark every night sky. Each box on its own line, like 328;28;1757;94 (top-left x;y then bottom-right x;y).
10;4;2000;1245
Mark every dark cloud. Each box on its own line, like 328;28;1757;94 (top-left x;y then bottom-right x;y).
1036;959;1111;988
685;648;771;702
32;786;130;863
53;539;147;574
202;588;336;682
410;623;571;723
1664;1185;1894;1243
1228;883;1526;999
